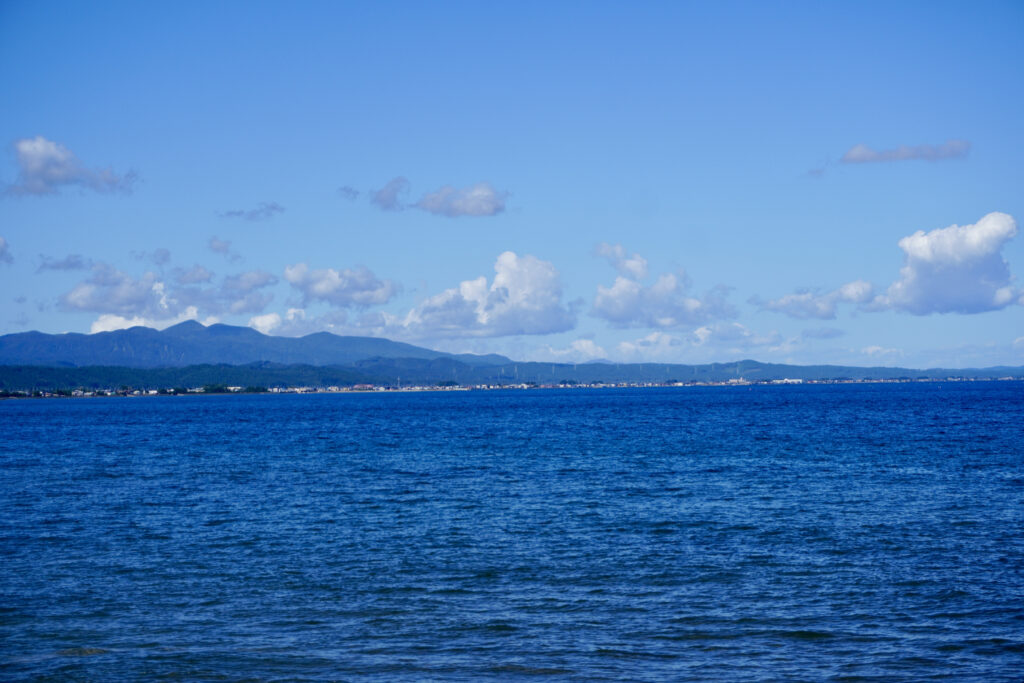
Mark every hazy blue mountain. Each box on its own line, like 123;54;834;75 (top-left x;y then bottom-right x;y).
1;322;1022;391
0;321;511;368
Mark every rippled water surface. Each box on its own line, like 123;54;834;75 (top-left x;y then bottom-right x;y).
2;383;1023;680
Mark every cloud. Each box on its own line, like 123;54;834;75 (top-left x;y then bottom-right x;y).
371;177;410;211
690;322;783;350
174;269;277;315
415;182;507;217
248;312;282;334
61;262;277;324
150;248;171;266
5;136;136;196
174;265;214;284
89;307;217;334
616;331;684;358
205;269;277;314
247;308;349;337
392;251;575;338
247;308;317;335
616;323;784;361
880;212;1019;314
757;213;1020;319
60;264;168;317
219;201;284;221
841;139;970;164
284;262;398;307
37;254;93;272
595;242;648;279
131;248;171;266
208;236;241;262
543;338;608;361
861;345;903;358
223;269;276;293
368;178;509;216
754;280;874;319
0;237;13;264
592;248;735;328
337;186;360;201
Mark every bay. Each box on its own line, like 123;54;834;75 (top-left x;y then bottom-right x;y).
1;383;1022;680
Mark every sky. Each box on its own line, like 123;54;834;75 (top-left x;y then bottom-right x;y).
1;0;1022;368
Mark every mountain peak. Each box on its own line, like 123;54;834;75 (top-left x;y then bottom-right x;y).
164;320;206;332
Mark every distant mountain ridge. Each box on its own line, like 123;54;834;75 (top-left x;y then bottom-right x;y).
0;320;511;368
1;322;1022;390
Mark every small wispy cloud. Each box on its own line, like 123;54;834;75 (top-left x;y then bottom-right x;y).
415;182;507;217
370;177;410;211
337;186;360;201
752;280;874;320
809;139;970;177
131;248;171;266
368;177;509;217
208;236;241;263
174;265;214;285
5;136;136;196
37;254;93;272
0;236;12;264
841;139;970;164
219;201;285;221
861;345;903;358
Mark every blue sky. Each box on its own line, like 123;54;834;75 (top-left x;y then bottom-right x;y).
1;0;1022;368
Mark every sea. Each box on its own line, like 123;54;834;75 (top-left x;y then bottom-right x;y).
1;382;1022;681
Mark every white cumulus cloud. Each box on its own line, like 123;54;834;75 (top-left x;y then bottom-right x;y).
360;250;577;339
592;254;735;329
60;264;169;318
861;345;903;358
881;212;1019;314
61;262;277;323
542;339;608;361
595;242;648;279
284;263;398;307
89;307;217;334
393;251;575;338
248;312;282;335
6;136;136;196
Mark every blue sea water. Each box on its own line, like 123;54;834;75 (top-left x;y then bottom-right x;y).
1;382;1023;681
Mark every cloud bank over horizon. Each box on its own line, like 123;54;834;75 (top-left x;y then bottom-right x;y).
20;209;1020;367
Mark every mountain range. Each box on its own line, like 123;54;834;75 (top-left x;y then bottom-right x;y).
0;320;510;368
1;321;1022;390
